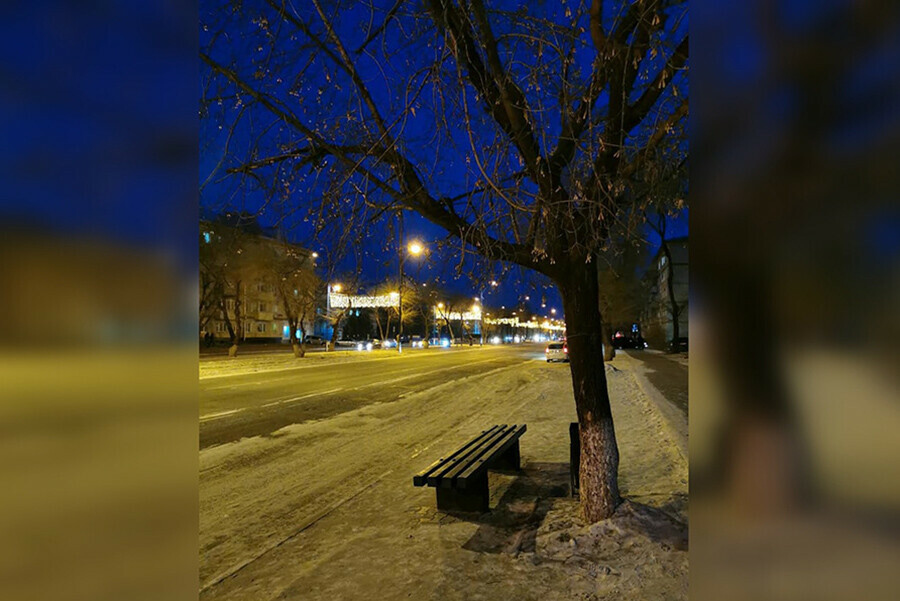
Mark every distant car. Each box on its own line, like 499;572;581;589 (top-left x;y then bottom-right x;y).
612;331;646;350
545;341;568;362
410;335;424;348
303;335;326;346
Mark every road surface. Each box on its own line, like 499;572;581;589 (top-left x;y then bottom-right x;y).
200;344;541;449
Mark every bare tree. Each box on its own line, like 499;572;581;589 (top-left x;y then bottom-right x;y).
201;0;687;521
597;238;649;359
645;206;685;350
200;218;258;357
266;241;319;357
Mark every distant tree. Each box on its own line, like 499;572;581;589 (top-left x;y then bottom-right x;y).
597;239;649;359
645;207;685;351
265;241;319;357
202;0;688;521
199;218;260;357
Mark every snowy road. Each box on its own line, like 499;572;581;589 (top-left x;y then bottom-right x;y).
200;345;543;448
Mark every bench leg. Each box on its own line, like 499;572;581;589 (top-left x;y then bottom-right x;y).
493;439;521;471
435;473;489;513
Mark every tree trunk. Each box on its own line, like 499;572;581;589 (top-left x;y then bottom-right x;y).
290;322;305;358
661;241;681;350
558;263;621;522
602;321;615;362
219;295;239;358
374;309;386;342
328;309;345;351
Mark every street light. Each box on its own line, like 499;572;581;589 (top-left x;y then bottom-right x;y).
332;283;343;293
397;229;426;353
408;240;424;256
551;308;557;315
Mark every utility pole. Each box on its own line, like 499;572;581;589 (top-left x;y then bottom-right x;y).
397;210;404;353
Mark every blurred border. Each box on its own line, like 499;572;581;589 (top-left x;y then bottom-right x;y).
1;3;198;600
692;1;900;599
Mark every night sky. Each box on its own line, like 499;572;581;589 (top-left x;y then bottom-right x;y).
199;1;688;318
1;2;687;319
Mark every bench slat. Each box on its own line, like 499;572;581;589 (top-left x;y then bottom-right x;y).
426;425;513;487
412;425;501;486
457;425;526;488
435;424;521;488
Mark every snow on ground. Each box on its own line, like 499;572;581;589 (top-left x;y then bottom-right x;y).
200;352;687;600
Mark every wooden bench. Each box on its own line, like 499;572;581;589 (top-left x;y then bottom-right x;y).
413;424;526;512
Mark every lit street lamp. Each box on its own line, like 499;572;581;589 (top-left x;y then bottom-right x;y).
397;226;425;353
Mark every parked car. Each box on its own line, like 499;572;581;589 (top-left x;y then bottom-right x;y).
668;337;688;353
303;335;326;346
545;341;568;362
612;331;647;350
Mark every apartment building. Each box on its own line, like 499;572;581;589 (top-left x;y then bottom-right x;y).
200;213;324;342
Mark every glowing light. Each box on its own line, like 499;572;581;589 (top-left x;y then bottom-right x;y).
441;338;450;348
491;336;501;344
490;280;498;286
407;240;424;256
437;302;444;309
333;283;343;293
311;252;319;258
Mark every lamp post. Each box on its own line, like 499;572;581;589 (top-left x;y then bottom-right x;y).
397;211;424;353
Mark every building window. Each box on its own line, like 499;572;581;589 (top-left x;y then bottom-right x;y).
258;302;266;312
215;322;225;332
257;323;266;333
